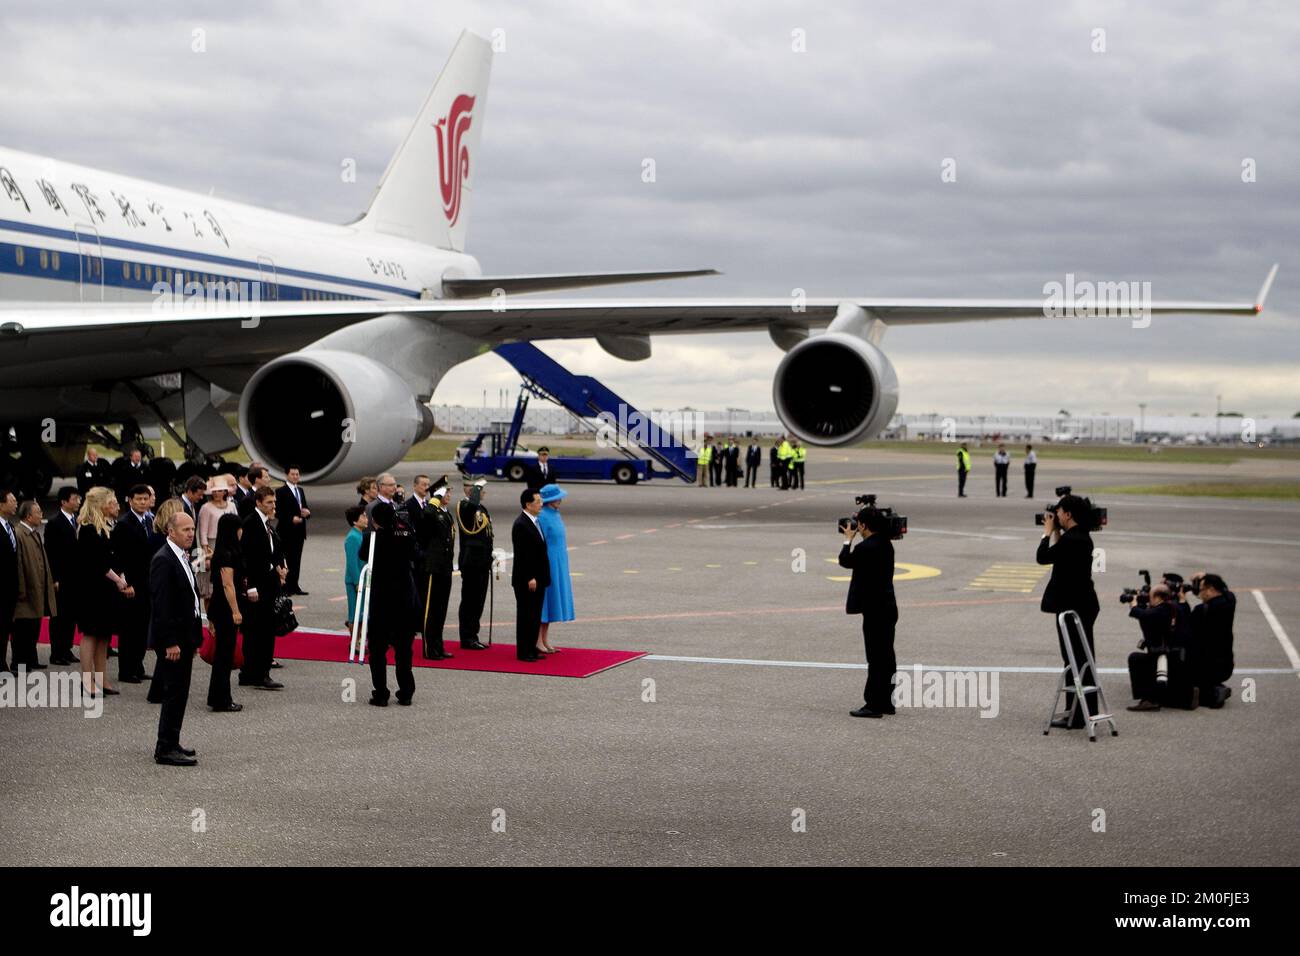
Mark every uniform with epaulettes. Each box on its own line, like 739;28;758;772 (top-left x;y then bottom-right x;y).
456;492;493;648
417;490;456;659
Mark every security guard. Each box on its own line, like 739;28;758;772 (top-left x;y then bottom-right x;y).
777;436;794;489
417;477;455;660
956;443;971;497
456;477;493;650
697;439;712;487
791;441;807;489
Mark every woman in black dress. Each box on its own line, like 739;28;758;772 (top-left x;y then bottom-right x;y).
76;487;133;696
206;513;247;712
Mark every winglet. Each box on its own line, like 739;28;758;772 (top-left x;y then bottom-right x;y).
1255;263;1279;313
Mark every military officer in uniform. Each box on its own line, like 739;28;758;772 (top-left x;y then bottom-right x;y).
456;477;493;650
417;477;455;660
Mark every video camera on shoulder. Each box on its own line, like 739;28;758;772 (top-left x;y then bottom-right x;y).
1033;485;1107;531
1119;569;1152;606
838;494;908;541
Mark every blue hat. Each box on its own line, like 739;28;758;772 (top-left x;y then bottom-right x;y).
539;483;567;503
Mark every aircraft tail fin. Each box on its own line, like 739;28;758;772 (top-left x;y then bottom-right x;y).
357;30;492;251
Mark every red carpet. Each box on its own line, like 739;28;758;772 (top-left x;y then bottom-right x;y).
38;621;644;679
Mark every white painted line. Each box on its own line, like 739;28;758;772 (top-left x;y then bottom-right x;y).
642;653;1298;676
1252;589;1300;678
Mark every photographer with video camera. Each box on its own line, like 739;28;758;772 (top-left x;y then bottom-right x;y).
1124;582;1193;712
1191;572;1236;709
1036;491;1101;729
838;495;905;719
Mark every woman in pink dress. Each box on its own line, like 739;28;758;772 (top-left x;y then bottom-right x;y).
197;475;237;602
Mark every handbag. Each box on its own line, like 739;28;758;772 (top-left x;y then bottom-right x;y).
271;594;299;637
198;623;245;670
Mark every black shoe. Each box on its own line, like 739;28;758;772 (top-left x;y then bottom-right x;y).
294;590;309;597
102;687;120;696
119;676;142;684
210;702;243;712
1127;699;1161;712
256;679;284;690
1049;717;1071;729
178;747;196;757
461;640;488;650
850;706;883;718
154;749;197;766
146;694;164;705
517;654;542;662
428;651;454;660
30;661;48;670
396;696;412;706
368;695;389;707
270;660;283;669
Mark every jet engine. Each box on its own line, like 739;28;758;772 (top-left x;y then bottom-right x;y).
238;350;434;483
772;329;899;446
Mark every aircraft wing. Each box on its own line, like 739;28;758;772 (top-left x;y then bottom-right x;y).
0;265;1275;355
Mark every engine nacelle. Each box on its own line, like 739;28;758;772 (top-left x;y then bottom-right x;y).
238;350;434;483
772;332;899;446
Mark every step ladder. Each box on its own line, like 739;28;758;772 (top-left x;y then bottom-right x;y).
1043;610;1118;742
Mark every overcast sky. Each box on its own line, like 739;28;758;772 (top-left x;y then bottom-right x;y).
3;1;1296;418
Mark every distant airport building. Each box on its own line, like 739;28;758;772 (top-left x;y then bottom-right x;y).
433;405;1299;445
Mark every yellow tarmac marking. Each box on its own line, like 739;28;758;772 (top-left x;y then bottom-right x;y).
966;562;1046;592
826;562;942;583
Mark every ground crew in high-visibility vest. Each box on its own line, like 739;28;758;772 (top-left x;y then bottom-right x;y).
791;441;807;489
956;443;971;497
697;439;712;487
777;437;794;489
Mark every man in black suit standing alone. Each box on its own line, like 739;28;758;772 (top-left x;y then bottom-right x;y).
1036;493;1101;729
744;440;762;488
111;484;155;683
511;488;550;663
525;448;554;489
239;486;287;690
839;505;899;718
275;465;311;596
151;511;203;765
0;489;19;674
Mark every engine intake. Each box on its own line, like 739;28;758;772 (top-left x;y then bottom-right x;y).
238;350;434;483
772;332;899;445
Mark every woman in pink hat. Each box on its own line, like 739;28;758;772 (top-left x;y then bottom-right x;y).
197;475;238;604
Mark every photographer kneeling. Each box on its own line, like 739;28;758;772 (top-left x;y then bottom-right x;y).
839;505;898;719
1036;494;1101;729
1125;584;1193;712
1192;573;1236;709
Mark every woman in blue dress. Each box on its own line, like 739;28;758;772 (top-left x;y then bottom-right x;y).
343;505;368;630
537;483;574;653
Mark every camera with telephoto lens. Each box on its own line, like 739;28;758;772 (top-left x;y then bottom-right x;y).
1033;485;1107;531
837;494;908;540
1119;569;1152;606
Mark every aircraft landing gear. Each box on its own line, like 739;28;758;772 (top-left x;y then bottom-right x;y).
0;425;58;500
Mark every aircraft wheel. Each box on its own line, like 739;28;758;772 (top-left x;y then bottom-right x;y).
612;464;637;485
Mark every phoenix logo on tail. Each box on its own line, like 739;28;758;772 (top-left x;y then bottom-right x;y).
434;94;475;225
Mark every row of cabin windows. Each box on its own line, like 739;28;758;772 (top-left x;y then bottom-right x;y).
7;243;354;299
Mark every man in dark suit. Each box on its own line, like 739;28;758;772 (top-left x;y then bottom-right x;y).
75;448;113;496
525;448;554;489
44;486;81;664
237;465;270;518
179;475;206;523
511;488;551;662
113;448;147;506
0;489;20;673
1036;493;1101;729
745;441;762;488
149;511;203;766
111;484;155;682
839;506;898;718
231;464;253;512
274;465;311;596
239;485;287;689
